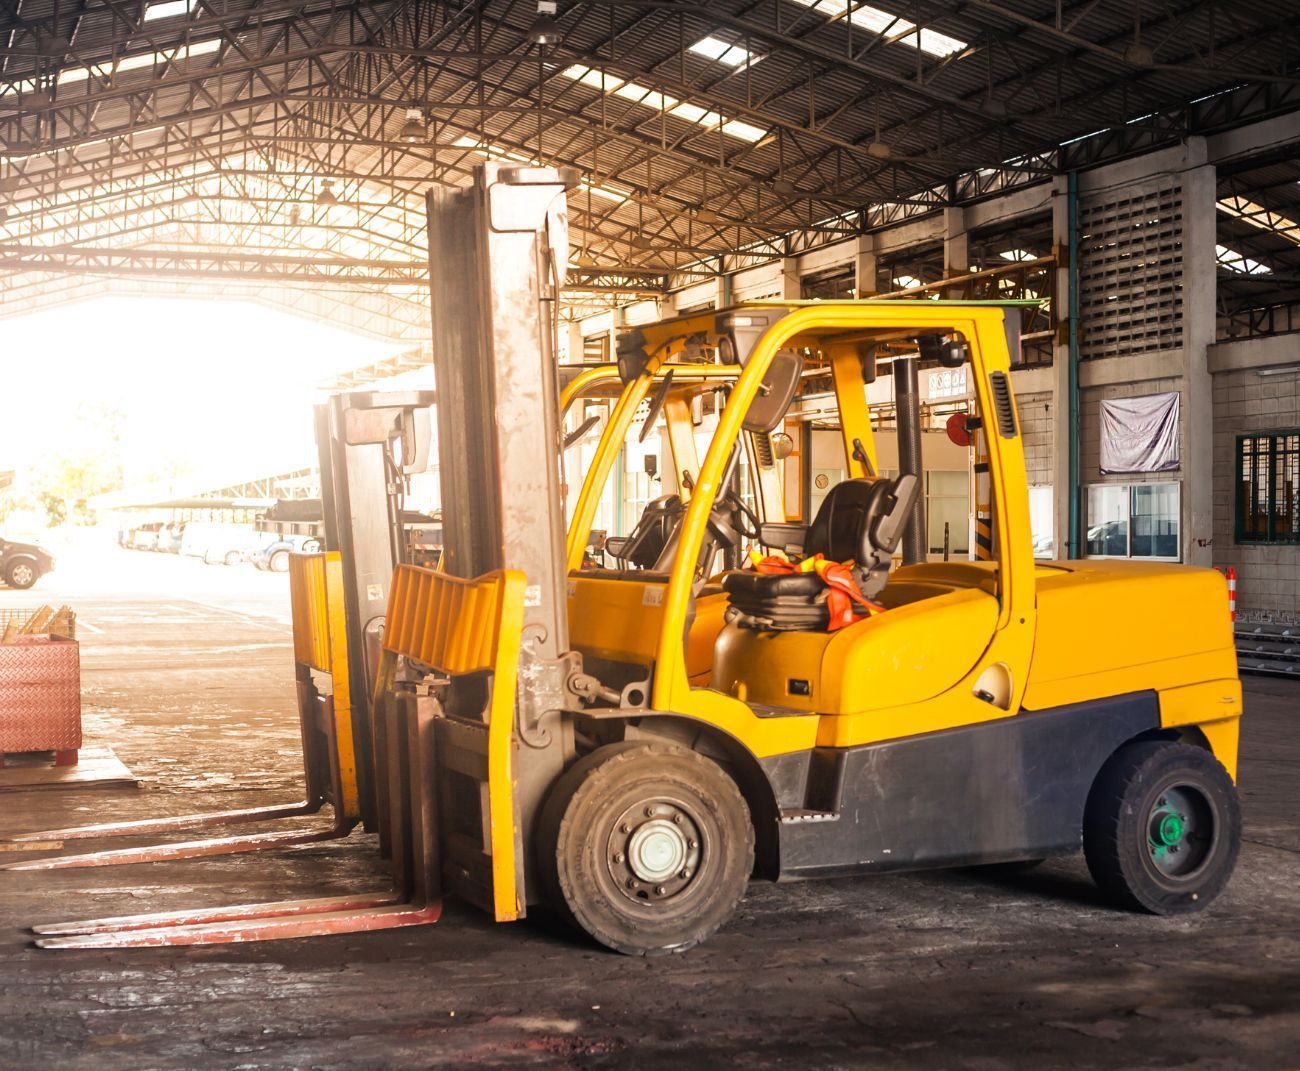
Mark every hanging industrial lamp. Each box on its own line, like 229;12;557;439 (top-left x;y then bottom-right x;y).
527;1;561;46
398;109;427;143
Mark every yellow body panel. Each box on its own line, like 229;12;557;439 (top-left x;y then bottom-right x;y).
384;564;528;921
712;587;998;716
567;575;728;684
1024;560;1237;710
288;551;360;817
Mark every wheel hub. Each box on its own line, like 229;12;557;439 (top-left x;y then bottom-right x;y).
607;800;702;904
628;820;688;882
1146;785;1213;878
11;565;33;585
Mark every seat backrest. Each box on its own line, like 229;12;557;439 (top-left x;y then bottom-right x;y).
804;475;921;594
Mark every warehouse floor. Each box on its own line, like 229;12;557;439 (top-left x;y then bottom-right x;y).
0;556;1297;1070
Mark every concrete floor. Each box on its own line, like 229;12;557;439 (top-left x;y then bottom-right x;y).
0;548;1297;1070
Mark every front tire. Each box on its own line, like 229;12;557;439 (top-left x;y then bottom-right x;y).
537;741;754;956
268;550;290;573
3;559;39;590
1083;741;1240;915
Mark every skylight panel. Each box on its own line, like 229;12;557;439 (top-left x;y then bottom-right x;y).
1218;196;1300;245
787;0;967;58
144;0;198;21
689;36;760;68
1216;244;1272;275
611;82;677;111
557;65;767;142
721;119;768;142
998;249;1036;261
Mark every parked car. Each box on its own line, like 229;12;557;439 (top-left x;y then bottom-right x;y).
155;525;185;554
0;536;55;590
131;524;161;551
179;523;262;565
249;534;323;573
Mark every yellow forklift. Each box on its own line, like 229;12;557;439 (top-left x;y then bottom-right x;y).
30;163;1241;955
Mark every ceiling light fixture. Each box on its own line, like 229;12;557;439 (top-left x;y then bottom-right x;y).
316;178;338;205
399;108;427;143
528;1;561;46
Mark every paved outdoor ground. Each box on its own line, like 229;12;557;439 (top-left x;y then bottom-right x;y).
0;544;1296;1070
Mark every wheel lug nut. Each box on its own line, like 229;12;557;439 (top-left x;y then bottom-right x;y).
672;814;683;825
644;807;655;818
626;878;637;889
679;869;690;879
613;853;624;864
620;823;631;834
655;886;666;896
687;839;698;849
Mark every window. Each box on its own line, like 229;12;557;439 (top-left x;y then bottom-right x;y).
1236;432;1300;544
926;470;969;555
1028;486;1054;558
1086;482;1180;559
800;267;856;301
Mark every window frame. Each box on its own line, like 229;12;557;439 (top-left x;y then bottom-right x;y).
1084;480;1182;562
1235;431;1300;545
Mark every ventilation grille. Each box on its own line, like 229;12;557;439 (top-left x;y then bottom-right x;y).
989;372;1018;438
1078;182;1184;361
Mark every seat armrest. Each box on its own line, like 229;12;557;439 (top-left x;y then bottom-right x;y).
604;536;630;560
759;522;807;554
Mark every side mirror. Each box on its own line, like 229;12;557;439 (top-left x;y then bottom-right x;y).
918;333;968;368
742;350;803;434
771;431;795;460
644;454;659;479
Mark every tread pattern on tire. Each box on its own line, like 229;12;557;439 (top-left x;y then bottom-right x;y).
1083;740;1240;915
537;741;754;957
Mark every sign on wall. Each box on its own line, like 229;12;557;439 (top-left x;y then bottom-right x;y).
1100;391;1180;474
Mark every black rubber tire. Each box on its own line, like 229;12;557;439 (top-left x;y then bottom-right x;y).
537;741;754;956
269;550;290;573
3;558;39;590
223;551;241;567
1083;741;1240;915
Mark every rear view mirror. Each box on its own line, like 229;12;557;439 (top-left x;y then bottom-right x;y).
742;350;803;434
918;333;968;368
771;432;795;460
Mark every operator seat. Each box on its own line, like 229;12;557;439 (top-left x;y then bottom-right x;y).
721;475;920;632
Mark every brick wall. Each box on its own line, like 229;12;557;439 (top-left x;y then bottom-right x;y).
1016;391;1054;486
1212;366;1300;622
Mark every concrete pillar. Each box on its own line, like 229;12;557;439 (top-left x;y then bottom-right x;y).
853;235;878;297
1050;175;1073;559
780;258;801;300
1181;140;1216;567
943;206;968;298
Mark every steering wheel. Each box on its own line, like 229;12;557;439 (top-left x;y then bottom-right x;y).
721;488;761;540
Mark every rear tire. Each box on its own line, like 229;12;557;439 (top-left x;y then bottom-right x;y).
223;551;241;567
269;550;290;573
537;741;753;956
1083;741;1240;915
3;559;39;590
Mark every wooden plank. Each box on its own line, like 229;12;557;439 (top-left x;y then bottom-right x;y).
0;747;138;792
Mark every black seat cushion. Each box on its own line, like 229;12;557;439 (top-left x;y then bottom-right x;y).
722;476;916;631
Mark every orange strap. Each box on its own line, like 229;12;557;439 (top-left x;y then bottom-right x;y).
744;549;884;631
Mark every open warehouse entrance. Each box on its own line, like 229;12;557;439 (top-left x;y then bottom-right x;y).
1;1;1298;1067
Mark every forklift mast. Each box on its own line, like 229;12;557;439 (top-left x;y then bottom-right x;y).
426;161;579;903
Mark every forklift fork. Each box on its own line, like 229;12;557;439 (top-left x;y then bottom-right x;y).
0;554;365;871
33;695;440;948
32;562;526;948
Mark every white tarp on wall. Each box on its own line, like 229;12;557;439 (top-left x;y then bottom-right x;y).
1100;391;1180;474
